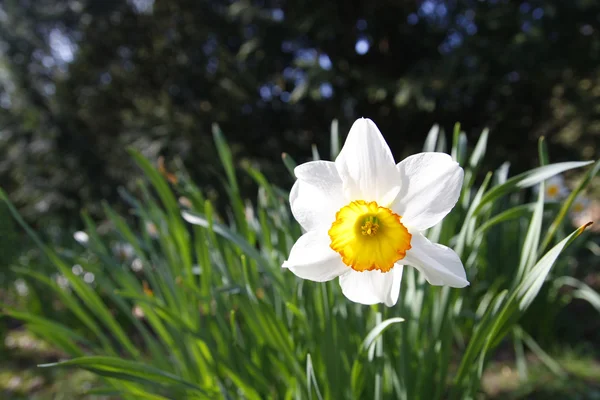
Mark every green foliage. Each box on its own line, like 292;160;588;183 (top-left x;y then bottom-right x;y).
1;123;597;399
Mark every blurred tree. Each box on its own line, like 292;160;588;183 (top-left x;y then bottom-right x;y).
0;0;598;227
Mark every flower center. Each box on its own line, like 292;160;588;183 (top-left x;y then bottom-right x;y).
328;200;412;273
361;217;379;236
547;185;559;198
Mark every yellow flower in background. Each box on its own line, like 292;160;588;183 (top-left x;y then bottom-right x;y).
142;281;154;297
283;118;469;307
534;175;568;202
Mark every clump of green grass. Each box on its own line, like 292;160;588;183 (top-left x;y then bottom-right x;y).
0;122;598;399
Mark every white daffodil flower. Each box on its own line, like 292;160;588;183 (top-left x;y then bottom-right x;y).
534;175;568;202
283;118;469;307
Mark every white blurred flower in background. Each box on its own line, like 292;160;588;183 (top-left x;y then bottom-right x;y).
112;242;135;261
534;175;568;202
73;230;89;245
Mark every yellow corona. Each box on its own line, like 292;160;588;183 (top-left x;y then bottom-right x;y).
328;200;412;273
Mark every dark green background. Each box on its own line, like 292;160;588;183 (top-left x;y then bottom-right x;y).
1;0;598;227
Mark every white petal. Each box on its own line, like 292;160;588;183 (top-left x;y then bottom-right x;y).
290;161;346;231
283;229;348;282
335;118;400;205
391;152;463;231
339;267;403;306
403;233;469;287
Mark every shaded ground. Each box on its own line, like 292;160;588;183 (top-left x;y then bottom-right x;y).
483;351;600;399
1;330;111;400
